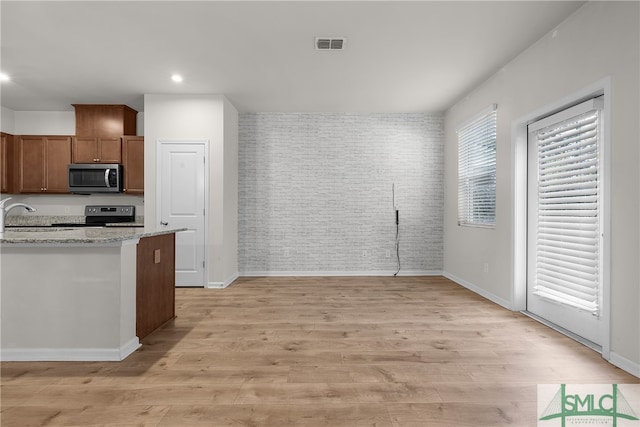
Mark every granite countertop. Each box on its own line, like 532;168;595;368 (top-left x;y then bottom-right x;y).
0;226;186;245
4;215;145;227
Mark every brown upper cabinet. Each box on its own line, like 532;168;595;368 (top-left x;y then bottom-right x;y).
72;137;122;163
122;136;144;194
73;104;137;137
0;133;14;193
17;136;72;193
71;104;143;195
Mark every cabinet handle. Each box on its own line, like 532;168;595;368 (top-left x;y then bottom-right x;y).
160;221;168;226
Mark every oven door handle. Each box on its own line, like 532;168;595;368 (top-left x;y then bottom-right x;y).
104;169;111;188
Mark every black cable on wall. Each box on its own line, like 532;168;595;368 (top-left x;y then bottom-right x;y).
393;184;400;276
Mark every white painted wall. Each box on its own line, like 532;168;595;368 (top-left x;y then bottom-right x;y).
443;2;639;372
143;94;239;287
14;111;75;135
1;106;15;134
221;97;239;283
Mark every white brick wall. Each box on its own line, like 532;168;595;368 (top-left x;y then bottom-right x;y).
239;113;443;275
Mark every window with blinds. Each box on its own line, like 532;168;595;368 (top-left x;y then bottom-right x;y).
528;97;603;315
457;105;497;227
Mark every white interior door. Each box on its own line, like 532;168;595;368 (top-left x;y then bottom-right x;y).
526;98;604;346
157;140;207;287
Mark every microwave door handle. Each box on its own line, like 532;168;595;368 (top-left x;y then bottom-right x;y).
105;169;111;188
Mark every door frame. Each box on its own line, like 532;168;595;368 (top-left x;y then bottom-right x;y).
511;77;611;359
156;138;209;286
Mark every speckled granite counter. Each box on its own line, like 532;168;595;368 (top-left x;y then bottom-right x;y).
4;215;145;227
0;226;185;245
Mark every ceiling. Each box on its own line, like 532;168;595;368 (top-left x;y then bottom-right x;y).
0;1;585;113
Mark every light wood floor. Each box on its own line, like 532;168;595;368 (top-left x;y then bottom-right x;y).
2;276;637;426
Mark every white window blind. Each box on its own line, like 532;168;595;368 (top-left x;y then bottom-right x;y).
457;105;497;227
529;97;603;315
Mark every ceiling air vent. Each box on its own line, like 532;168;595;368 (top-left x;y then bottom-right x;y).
315;37;346;50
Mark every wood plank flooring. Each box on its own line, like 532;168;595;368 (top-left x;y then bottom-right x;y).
2;276;637;426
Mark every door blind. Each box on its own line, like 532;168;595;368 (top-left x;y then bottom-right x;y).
530;98;603;315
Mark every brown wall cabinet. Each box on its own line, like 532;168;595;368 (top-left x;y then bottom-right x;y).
0;133;14;193
136;233;176;339
73;104;137;138
122;136;144;194
17;136;72;193
72;136;122;163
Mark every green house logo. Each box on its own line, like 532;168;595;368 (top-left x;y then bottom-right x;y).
539;384;639;427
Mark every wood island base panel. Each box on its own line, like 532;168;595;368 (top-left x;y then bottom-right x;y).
136;233;176;339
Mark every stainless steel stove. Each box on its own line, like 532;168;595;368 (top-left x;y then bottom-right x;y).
52;205;137;227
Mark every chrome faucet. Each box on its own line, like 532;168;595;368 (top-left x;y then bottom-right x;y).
0;198;37;232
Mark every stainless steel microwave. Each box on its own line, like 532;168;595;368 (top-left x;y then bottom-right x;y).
68;163;123;193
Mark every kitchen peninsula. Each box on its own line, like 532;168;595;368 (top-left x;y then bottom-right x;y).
0;226;184;362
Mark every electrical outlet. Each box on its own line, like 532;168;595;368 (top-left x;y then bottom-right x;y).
386;250;391;258
484;263;489;273
64;207;70;214
284;249;290;257
362;250;368;258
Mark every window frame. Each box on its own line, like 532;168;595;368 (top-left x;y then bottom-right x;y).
457;104;498;228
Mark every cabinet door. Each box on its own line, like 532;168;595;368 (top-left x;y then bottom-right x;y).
45;136;72;193
72;137;99;163
97;137;122;163
0;133;10;193
18;136;47;193
72;137;122;163
122;136;144;194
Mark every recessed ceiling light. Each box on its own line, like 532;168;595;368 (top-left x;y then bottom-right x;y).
0;72;10;82
171;74;183;83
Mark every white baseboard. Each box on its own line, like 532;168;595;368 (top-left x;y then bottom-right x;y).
239;270;442;277
120;338;142;360
442;271;512;310
207;272;240;289
608;351;640;378
1;338;141;362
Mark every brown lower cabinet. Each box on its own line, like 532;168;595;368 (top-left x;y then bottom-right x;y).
136;233;176;339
